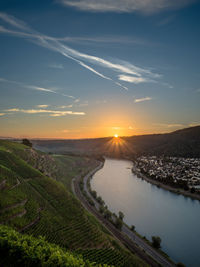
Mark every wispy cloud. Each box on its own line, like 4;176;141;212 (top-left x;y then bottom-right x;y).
27;85;57;93
62;94;75;99
0;77;75;99
74;99;80;103
78;103;88;107
5;108;85;116
49;63;64;69
166;124;185;128
0;12;162;91
37;105;49;108
158;15;176;26
0;77;8;82
154;123;185;128
60;129;69;133
0;12;31;31
59;105;73;108
155;122;200;129
118;75;148;84
58;0;195;13
0;113;5;116
58;35;149;46
134;97;152;103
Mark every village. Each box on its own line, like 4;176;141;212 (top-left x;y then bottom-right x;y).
133;156;200;190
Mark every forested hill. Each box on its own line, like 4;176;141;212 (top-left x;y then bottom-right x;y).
32;126;200;158
126;125;200;157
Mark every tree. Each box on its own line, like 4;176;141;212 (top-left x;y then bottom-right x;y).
99;205;105;214
118;211;124;221
22;138;32;148
104;210;112;220
115;218;123;231
91;190;97;199
131;225;135;231
152;236;161;249
191;187;196;194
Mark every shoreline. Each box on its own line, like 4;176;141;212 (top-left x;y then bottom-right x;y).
132;165;200;201
86;162;174;267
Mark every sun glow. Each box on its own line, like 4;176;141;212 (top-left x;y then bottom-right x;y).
114;134;118;138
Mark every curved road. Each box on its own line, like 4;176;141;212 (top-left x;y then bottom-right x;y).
72;162;175;267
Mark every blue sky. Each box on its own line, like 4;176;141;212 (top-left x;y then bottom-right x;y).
0;0;199;138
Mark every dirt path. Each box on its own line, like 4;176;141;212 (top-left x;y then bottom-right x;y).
1;209;27;223
10;178;21;190
0;180;6;190
20;215;40;232
0;199;27;212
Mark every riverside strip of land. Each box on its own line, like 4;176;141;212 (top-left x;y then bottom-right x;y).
132;164;200;201
72;162;174;267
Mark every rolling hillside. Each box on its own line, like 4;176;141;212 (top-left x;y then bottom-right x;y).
32;126;200;158
0;140;146;266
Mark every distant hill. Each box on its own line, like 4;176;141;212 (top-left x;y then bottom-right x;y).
32;126;200;158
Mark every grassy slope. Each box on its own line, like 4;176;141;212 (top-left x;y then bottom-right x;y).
0;140;147;267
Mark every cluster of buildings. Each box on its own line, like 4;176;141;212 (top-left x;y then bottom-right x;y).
133;156;200;189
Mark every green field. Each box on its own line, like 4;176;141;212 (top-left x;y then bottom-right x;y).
0;140;147;266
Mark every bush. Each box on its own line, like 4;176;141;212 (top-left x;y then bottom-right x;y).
152;236;161;249
131;225;135;231
22;139;32;148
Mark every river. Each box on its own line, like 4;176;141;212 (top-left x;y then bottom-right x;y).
90;158;200;267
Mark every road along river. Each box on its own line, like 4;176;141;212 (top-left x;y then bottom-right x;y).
91;158;200;267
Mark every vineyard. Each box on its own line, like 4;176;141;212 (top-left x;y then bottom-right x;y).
0;225;110;267
75;248;144;267
0;140;147;266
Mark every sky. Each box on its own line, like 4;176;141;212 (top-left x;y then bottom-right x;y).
0;0;200;139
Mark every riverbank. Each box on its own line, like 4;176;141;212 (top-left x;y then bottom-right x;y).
132;164;200;201
72;163;158;267
79;161;175;267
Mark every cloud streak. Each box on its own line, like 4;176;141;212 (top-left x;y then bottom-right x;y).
37;105;49;108
5;108;85;116
0;12;162;90
27;85;57;93
49;63;64;69
58;0;196;14
134;97;152;103
0;77;75;99
118;75;148;84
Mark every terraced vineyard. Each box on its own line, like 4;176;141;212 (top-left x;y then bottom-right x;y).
0;140;147;266
0;225;111;267
75;248;143;267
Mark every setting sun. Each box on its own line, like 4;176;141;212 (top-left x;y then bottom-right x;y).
114;134;118;138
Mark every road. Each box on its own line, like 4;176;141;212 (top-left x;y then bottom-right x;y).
72;162;175;267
